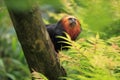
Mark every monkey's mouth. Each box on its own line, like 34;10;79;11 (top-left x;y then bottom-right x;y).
70;22;76;27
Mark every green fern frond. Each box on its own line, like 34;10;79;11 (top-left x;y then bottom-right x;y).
60;34;120;80
32;70;48;80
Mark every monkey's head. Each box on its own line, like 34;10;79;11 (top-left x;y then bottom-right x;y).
59;15;82;40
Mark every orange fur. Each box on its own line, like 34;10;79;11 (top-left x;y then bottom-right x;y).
61;15;81;40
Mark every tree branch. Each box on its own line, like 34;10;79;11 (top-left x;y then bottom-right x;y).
4;0;66;80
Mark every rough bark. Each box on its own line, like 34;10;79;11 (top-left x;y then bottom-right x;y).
4;0;66;80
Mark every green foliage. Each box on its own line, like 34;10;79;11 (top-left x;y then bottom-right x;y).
103;19;120;39
0;3;30;80
0;0;120;80
40;0;120;38
4;0;36;11
60;33;120;80
32;70;48;80
0;27;30;80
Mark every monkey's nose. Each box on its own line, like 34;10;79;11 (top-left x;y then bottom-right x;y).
69;18;76;27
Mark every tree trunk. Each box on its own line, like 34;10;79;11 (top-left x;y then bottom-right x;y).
4;0;66;80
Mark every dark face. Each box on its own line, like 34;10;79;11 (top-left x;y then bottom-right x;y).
68;18;77;27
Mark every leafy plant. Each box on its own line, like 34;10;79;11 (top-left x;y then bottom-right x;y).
32;70;48;80
59;33;120;80
0;0;120;80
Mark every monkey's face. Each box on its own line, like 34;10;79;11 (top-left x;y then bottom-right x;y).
61;15;81;28
60;15;82;40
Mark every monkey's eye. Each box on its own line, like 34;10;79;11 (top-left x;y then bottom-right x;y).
68;18;76;21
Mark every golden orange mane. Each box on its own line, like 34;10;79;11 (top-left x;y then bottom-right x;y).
61;15;81;40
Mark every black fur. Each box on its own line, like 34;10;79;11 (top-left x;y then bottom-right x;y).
46;21;69;52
